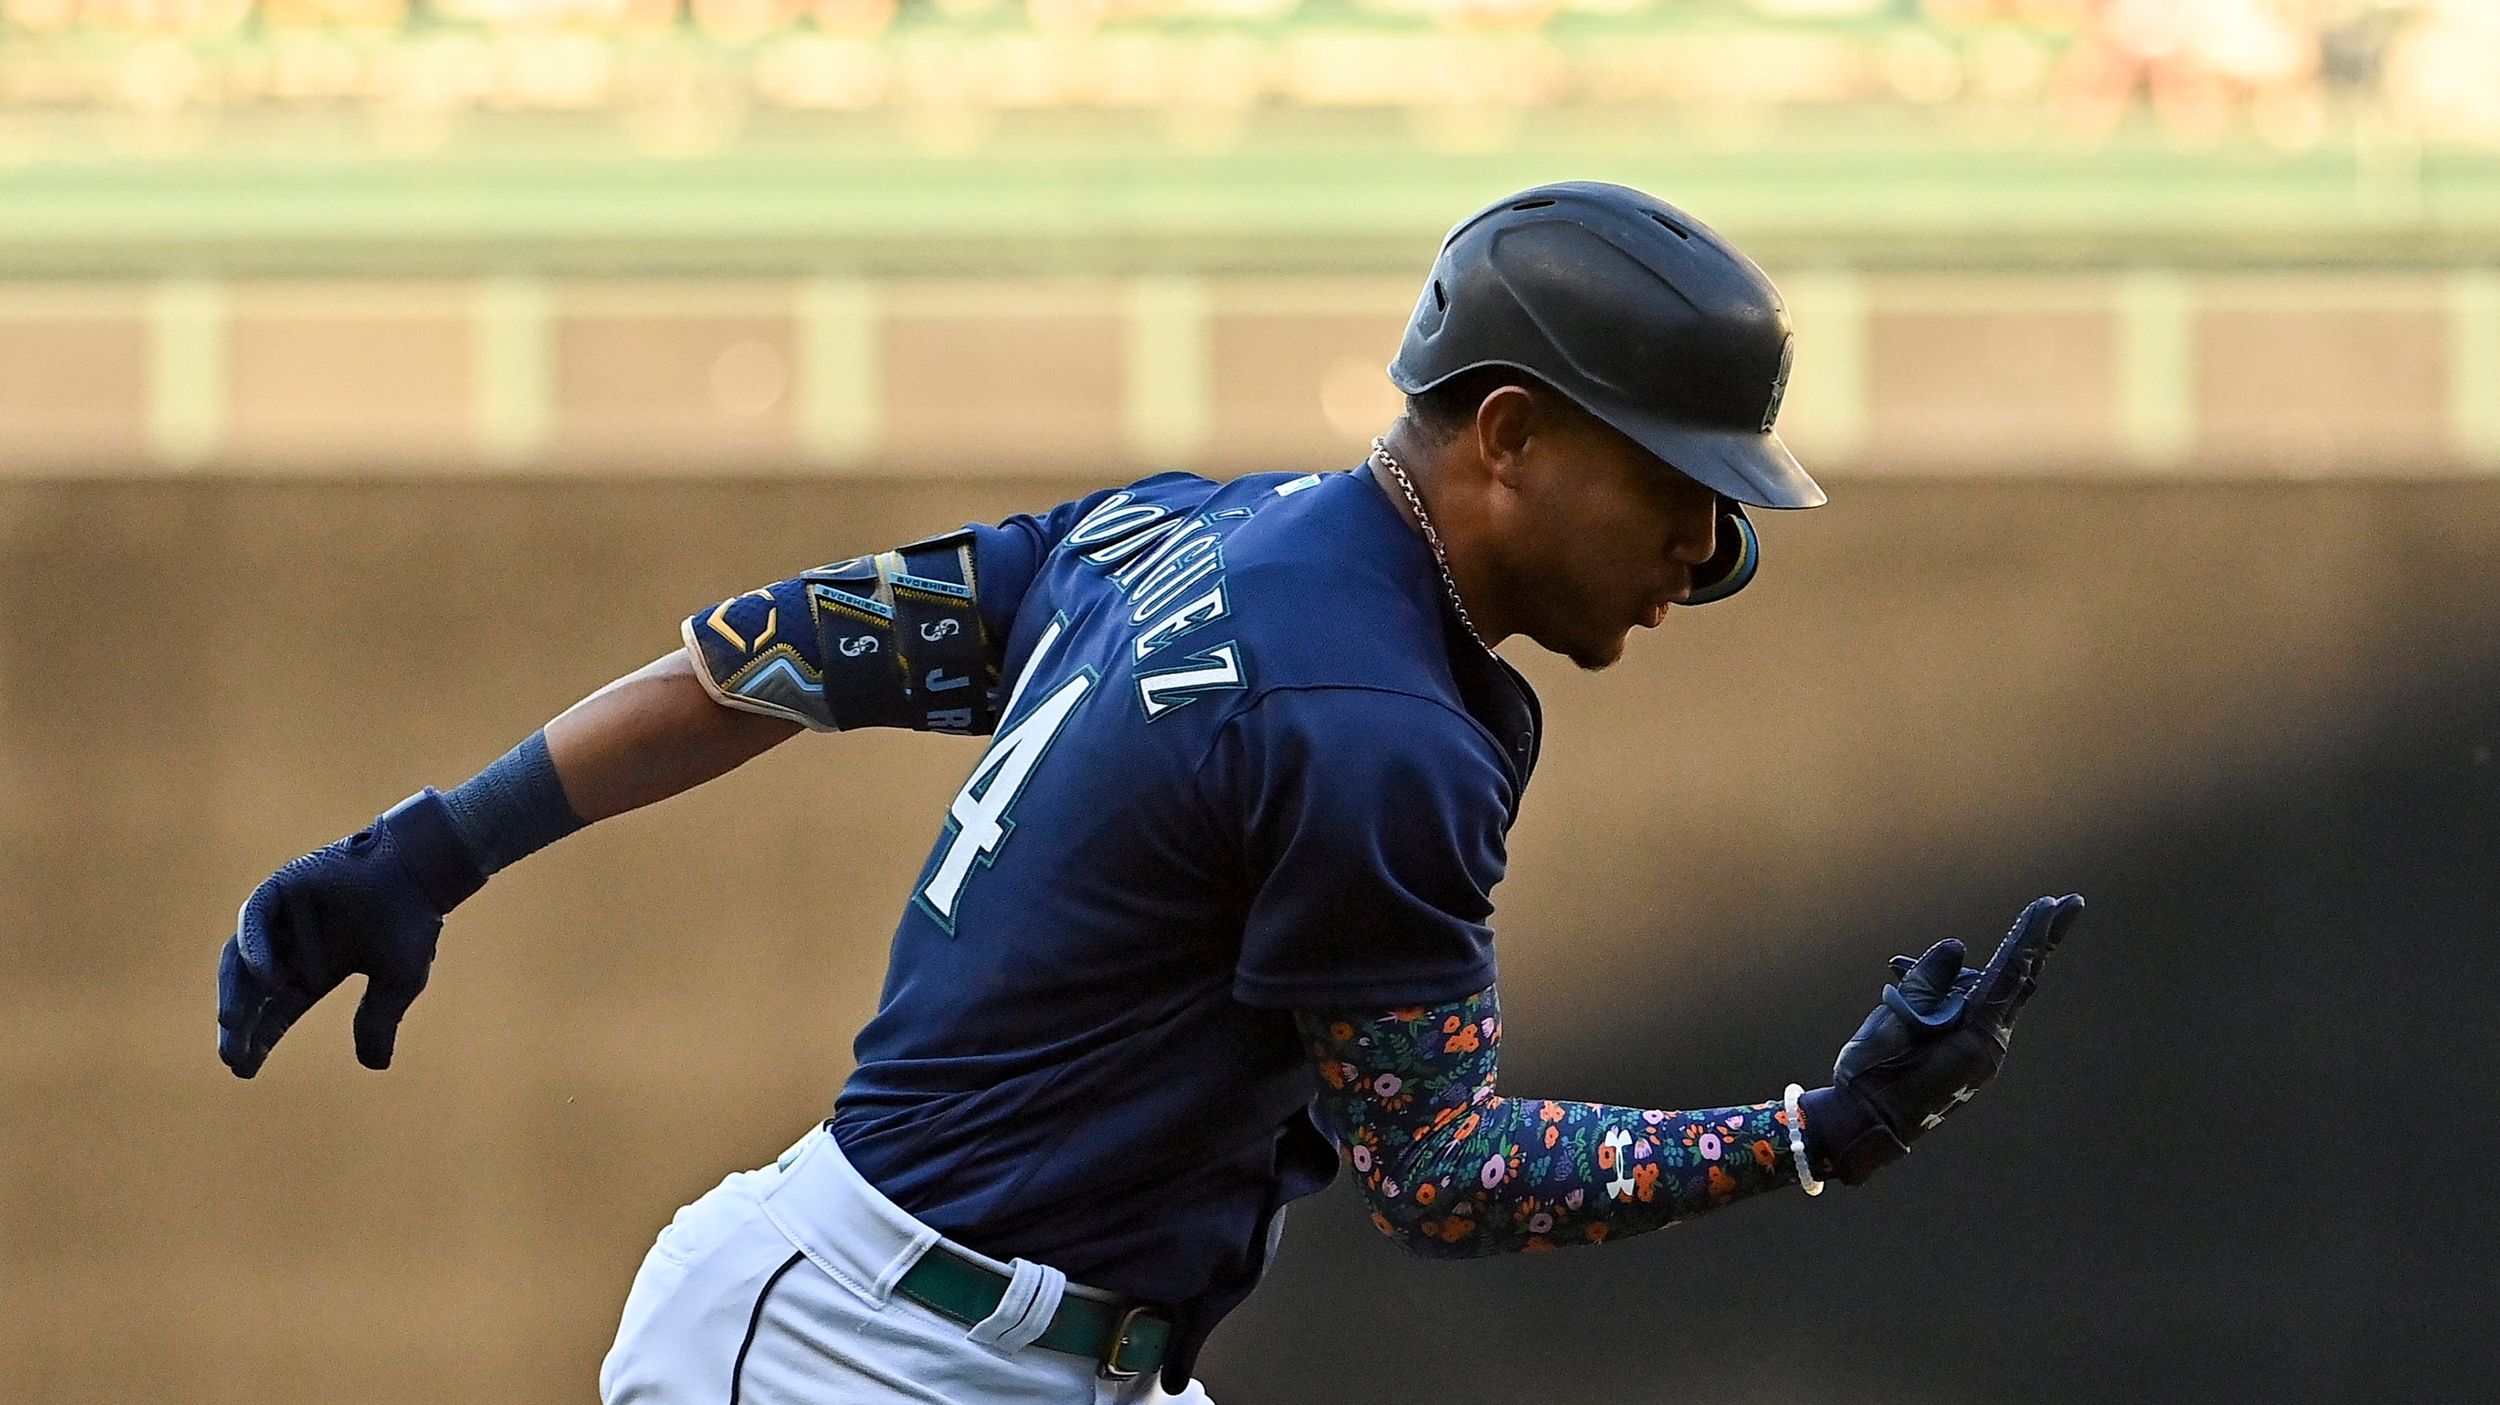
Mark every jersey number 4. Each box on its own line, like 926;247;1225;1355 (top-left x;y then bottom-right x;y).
916;616;1093;931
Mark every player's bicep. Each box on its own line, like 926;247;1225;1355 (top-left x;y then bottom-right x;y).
1295;986;1505;1193
681;528;1006;736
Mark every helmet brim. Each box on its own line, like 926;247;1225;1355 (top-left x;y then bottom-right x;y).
1387;354;1829;509
1613;411;1827;510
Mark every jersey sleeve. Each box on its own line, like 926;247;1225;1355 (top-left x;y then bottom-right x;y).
1214;686;1512;1010
956;491;1115;641
679;488;1129;736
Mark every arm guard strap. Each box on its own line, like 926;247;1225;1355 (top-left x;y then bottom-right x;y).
680;529;1003;736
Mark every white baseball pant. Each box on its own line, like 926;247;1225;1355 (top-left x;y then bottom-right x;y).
600;1124;1214;1405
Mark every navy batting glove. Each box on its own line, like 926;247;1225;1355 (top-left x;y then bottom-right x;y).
216;790;487;1078
1799;893;2084;1185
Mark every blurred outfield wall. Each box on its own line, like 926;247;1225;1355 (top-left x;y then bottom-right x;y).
4;477;2497;1405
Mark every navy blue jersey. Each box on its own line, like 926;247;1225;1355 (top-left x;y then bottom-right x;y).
699;467;1542;1378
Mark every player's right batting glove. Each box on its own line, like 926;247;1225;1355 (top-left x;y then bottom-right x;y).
1798;894;2083;1185
216;790;487;1078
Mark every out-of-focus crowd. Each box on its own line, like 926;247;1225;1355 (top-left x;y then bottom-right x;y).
1;0;2492;146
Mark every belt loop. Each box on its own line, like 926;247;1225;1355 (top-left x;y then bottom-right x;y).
965;1257;1067;1354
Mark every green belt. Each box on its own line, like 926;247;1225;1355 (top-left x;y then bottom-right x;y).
893;1244;1173;1381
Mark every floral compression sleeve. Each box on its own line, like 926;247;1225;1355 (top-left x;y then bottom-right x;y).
1295;985;1800;1257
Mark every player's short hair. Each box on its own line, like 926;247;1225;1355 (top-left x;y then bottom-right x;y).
1403;365;1557;444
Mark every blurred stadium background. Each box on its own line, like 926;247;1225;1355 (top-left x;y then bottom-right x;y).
4;2;2497;1402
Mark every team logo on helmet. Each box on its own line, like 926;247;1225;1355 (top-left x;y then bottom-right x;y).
1762;335;1794;434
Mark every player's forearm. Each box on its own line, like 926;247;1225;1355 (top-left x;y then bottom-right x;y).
544;650;800;822
437;651;798;880
1364;1088;1792;1258
1298;990;1798;1259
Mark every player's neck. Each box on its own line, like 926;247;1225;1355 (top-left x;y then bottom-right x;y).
1367;427;1516;648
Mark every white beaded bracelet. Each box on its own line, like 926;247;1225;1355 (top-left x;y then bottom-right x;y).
1784;1083;1824;1196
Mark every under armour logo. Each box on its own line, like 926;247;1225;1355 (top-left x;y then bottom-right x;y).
840;636;879;657
1920;1086;1978;1130
1602;1129;1636;1201
920;618;962;642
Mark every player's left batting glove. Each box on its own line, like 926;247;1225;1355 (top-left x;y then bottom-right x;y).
1798;893;2083;1186
215;790;487;1078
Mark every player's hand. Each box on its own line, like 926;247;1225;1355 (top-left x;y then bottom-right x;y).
216;790;487;1078
1800;893;2083;1185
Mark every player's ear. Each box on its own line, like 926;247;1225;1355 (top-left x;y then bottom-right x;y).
1473;383;1538;489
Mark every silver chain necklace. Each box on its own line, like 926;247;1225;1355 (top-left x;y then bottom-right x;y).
1369;436;1491;653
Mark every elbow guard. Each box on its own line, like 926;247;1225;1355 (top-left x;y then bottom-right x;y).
681;529;1002;735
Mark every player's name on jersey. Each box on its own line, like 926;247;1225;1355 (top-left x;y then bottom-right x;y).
1060;486;1270;720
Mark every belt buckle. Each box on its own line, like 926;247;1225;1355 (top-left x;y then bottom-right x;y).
1097;1304;1159;1381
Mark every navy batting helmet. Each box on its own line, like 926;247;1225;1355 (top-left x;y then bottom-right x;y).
1390;181;1825;515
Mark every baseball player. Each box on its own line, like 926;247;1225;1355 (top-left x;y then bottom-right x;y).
215;181;2082;1404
